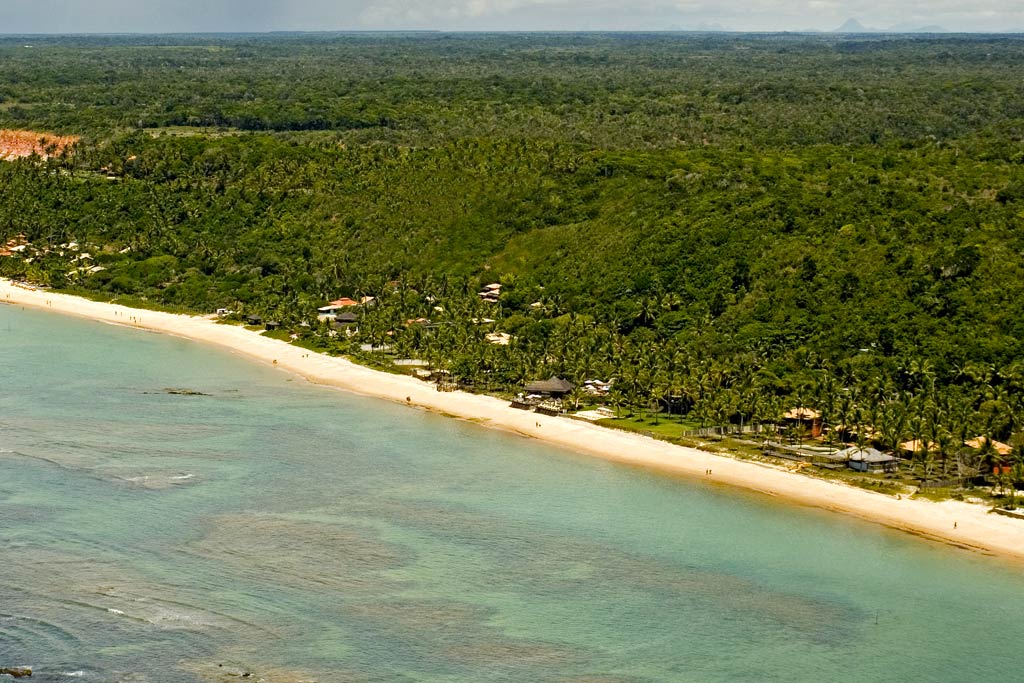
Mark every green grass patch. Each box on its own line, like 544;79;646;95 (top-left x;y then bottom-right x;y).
595;414;701;440
261;328;293;342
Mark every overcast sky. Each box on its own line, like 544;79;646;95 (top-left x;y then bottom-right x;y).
2;1;1022;33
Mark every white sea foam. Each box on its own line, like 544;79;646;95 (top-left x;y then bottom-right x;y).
106;608;125;615
170;473;195;481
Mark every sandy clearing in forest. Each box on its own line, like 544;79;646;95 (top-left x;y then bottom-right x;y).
0;129;78;160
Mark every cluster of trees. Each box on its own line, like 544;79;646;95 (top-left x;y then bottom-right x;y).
3;33;1024;147
300;279;1024;479
2;33;1024;484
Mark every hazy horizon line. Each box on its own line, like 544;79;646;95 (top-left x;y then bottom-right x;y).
3;28;1023;36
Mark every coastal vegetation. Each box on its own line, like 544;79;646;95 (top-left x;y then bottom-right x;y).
2;33;1024;494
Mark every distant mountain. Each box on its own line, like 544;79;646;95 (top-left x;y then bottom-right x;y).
888;22;949;33
694;22;731;32
834;18;878;33
833;17;949;33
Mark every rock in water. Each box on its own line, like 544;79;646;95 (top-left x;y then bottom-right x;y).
0;666;32;678
163;388;210;396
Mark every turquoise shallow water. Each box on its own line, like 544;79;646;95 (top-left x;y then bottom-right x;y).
1;305;1024;682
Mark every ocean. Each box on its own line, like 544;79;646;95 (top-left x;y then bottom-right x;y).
2;304;1023;682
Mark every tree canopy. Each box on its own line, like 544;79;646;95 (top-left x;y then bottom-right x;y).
2;32;1024;474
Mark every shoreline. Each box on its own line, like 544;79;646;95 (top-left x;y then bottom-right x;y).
4;278;1024;564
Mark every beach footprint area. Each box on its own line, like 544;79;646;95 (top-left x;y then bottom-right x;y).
3;305;1024;682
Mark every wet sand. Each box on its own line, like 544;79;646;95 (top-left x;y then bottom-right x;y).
4;277;1024;563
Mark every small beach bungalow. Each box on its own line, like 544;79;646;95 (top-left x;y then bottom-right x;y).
332;311;359;326
964;436;1012;455
899;439;938;455
965;437;1014;474
783;407;822;438
841;447;900;473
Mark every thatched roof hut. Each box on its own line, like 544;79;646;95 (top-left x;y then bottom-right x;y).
784;407;821;421
965;437;1013;456
333;311;359;324
525;376;574;396
899;439;938;453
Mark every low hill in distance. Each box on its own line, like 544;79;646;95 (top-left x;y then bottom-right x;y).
833;18;949;33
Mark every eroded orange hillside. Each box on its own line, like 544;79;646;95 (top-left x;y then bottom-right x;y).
0;129;78;160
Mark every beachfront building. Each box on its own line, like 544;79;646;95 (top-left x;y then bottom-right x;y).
525;376;574;397
318;298;359;321
583;379;611;396
841;447;900;473
332;311;359;328
899;439;938;455
318;296;377;321
965;437;1015;474
0;234;28;257
783;407;822;438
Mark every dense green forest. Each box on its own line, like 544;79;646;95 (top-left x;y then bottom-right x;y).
2;33;1024;483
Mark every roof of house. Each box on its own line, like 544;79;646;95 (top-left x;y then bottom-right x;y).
900;439;938;453
525;377;574;394
965;437;1013;455
837;447;897;463
784;407;821;420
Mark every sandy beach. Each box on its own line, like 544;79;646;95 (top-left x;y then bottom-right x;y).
4;277;1024;563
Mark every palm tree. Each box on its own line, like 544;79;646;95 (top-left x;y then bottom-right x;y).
935;431;956;477
976;437;1000;484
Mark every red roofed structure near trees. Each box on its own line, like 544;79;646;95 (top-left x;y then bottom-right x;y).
318;296;375;320
0;234;28;257
783;407;823;438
